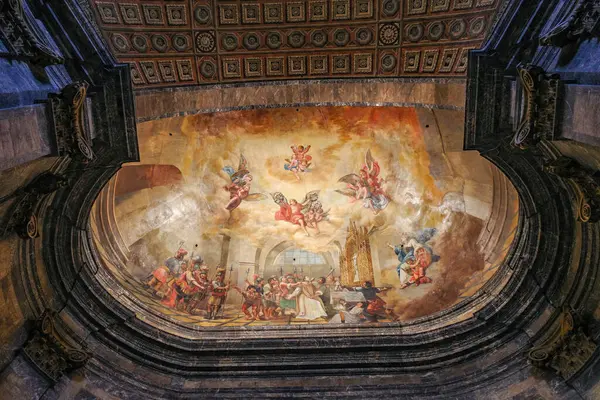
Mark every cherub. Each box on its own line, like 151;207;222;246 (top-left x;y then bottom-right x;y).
305;200;327;234
284;145;312;180
336;150;390;214
222;154;266;211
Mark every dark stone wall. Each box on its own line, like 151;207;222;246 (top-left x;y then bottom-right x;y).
1;0;600;398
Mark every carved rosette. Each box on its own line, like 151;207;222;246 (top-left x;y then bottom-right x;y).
23;310;90;382
2;172;69;239
48;81;95;161
6;194;39;239
544;156;600;223
528;309;597;380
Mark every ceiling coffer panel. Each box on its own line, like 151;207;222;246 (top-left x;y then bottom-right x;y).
91;0;501;88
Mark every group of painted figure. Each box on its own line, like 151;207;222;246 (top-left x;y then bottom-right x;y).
389;228;440;289
144;248;402;323
145;249;231;320
144;230;441;322
220;147;392;237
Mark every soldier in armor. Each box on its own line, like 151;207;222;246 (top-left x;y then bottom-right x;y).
262;276;281;319
146;248;188;295
206;267;230;319
187;261;211;314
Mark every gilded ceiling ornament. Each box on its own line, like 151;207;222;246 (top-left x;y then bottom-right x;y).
356;27;373;45
449;19;467;39
194;5;212;25
245;58;263;77
266;32;282;49
333;28;350;46
428;21;445;41
379;23;400;45
111;33;130;52
143;4;163;25
120;4;142;24
200;60;217;78
406;23;425;42
381;53;397;71
243;33;261;50
468;16;487;36
129;62;144;84
97;2;119;24
196;32;216;53
176;59;194;81
221;33;239;51
288;31;306;48
131;34;148;52
172;34;189;52
310;29;328;47
151;34;169;52
382;0;400;16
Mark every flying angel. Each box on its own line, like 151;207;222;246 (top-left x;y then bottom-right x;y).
335;150;390;214
222;154;266;211
271;190;328;236
284;145;312;181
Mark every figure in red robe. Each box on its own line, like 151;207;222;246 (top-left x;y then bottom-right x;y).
271;191;328;237
336;149;390;214
222;154;266;211
145;248;188;295
272;193;310;236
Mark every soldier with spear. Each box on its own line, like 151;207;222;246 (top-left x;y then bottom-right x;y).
206;265;231;320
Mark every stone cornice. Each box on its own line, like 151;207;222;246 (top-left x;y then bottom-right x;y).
13;0;600;397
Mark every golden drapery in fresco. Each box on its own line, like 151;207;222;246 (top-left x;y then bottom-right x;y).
340;221;374;286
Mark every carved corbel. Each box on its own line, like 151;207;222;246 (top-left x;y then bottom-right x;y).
22;310;90;383
543;156;600;223
512;64;561;149
48;81;95;161
0;0;64;81
5;193;39;239
1;172;69;239
529;309;597;380
541;0;600;48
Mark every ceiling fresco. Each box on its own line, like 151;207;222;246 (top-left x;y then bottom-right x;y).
91;106;518;329
88;0;501;88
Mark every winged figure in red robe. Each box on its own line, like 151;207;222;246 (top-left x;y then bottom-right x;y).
222;154;266;211
335;150;390;214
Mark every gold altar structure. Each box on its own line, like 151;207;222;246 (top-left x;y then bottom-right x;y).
340;221;375;286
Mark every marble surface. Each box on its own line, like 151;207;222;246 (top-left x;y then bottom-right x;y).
560;84;600;147
135;79;467;123
0;105;52;171
2;0;600;397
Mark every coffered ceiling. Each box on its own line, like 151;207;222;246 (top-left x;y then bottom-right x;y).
91;0;500;89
